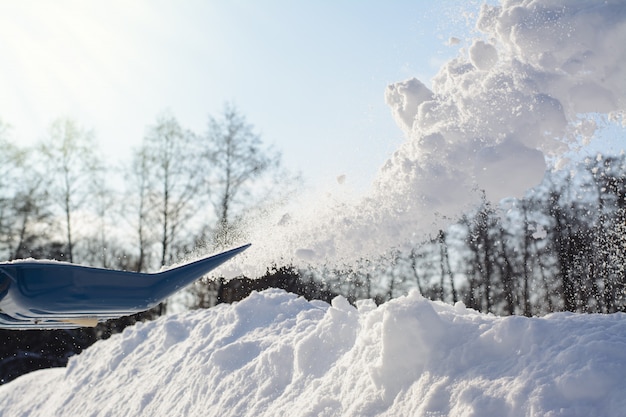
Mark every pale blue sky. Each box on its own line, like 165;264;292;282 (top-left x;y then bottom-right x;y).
0;1;480;190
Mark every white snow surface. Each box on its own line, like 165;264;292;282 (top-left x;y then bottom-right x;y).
2;289;626;417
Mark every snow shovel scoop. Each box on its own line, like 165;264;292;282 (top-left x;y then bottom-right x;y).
0;243;250;329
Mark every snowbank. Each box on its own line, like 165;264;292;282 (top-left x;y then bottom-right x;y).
2;289;625;417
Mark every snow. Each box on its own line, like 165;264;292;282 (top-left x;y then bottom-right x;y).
2;289;626;417
227;0;626;276
377;0;626;227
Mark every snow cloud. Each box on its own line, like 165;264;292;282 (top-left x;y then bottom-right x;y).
370;0;626;242
231;0;626;273
380;0;626;203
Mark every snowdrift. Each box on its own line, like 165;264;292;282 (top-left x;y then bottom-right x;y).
1;289;626;417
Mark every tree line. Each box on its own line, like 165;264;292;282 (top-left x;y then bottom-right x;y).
185;152;626;318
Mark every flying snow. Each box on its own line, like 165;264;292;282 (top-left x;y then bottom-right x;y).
232;0;626;274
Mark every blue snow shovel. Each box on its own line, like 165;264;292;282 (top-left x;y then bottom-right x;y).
0;243;250;329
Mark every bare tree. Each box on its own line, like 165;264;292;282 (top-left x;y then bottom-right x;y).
8;162;53;260
38;118;102;263
80;166;117;268
201;103;282;248
463;196;499;313
139;111;199;267
438;230;458;304
588;155;626;312
125;147;154;272
0;124;21;257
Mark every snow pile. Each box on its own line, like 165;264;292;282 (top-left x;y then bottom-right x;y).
2;289;626;417
232;0;626;274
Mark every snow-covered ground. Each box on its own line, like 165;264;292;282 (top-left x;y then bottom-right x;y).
2;289;626;417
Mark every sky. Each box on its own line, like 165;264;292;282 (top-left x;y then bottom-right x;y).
0;0;481;191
